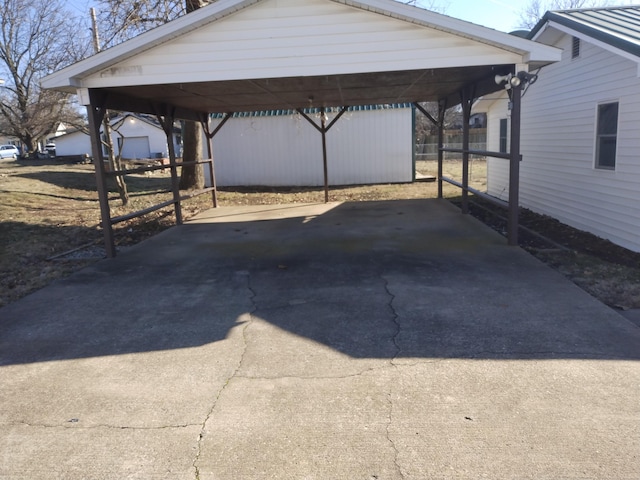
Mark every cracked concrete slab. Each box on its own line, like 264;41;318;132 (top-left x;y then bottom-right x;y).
1;199;639;479
195;374;402;480
2;423;201;479
388;360;640;479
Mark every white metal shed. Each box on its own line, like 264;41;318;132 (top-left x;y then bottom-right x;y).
209;105;414;187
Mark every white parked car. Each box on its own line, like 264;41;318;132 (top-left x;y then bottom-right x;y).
0;145;20;160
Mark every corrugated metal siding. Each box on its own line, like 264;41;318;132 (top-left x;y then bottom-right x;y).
488;32;640;252
93;0;521;88
209;107;413;186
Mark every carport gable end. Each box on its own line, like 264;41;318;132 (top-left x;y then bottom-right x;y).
43;0;561;114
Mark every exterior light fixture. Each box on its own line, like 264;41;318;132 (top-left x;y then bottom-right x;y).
494;73;512;86
495;71;538;90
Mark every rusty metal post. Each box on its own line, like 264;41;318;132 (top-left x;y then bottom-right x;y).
437;101;446;199
203;120;218;208
86;97;116;257
460;90;472;214
508;82;522;246
320;107;329;203
163;113;183;225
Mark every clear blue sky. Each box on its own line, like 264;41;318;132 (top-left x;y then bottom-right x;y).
66;0;640;33
418;0;640;32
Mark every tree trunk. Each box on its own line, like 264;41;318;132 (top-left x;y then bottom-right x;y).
179;120;204;190
186;0;210;11
102;116;129;206
178;0;207;190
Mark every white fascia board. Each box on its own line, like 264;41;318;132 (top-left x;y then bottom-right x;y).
337;0;561;63
533;20;640;68
41;0;259;90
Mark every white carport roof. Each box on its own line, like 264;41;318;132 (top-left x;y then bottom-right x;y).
42;0;561;120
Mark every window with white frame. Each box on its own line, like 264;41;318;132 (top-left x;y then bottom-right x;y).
595;102;618;170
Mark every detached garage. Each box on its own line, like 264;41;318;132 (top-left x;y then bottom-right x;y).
55;114;180;160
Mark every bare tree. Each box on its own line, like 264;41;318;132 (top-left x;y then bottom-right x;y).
97;0;212;189
403;0;450;13
0;0;90;156
518;0;610;29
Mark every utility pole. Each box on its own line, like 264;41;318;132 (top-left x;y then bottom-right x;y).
90;8;101;52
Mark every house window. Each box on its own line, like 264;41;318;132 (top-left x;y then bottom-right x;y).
595;102;618;170
499;118;508;153
572;36;580;59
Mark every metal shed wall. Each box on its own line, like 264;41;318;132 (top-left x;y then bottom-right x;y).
208;107;413;186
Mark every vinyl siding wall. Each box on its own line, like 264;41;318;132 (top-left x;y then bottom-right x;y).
485;94;510;202
208;108;413;186
487;34;640;252
86;0;522;88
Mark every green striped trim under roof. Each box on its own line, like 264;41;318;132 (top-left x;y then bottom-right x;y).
210;103;413;119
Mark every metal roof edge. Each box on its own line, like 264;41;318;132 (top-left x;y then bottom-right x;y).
529;8;640;59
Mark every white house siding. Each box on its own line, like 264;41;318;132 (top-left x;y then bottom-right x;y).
81;0;522;89
482;94;510;201
209;107;413;187
55;131;92;157
486;34;640;252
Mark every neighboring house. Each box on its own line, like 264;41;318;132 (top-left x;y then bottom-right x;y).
209;105;413;187
55;114;180;159
482;7;640;252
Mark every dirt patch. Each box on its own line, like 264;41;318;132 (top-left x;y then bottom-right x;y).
2;157;640;311
457;196;640;310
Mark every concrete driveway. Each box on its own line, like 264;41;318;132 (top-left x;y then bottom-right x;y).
1;199;639;479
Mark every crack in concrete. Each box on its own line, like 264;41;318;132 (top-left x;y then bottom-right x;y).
382;275;406;479
234;363;395;381
193;270;257;480
5;421;200;430
385;391;405;480
382;275;402;364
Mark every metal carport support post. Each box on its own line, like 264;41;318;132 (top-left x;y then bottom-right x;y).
508;81;522;246
202;113;233;208
86;91;116;258
413;101;447;199
460;88;474;214
296;106;349;203
156;110;183;225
